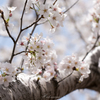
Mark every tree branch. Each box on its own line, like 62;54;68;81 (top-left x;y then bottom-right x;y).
14;51;27;56
20;0;28;31
0;10;15;43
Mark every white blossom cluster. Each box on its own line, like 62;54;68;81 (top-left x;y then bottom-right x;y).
0;62;16;87
58;55;90;82
18;33;91;82
31;0;67;32
19;33;58;81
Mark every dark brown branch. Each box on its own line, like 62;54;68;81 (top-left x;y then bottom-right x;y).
64;0;79;13
14;51;27;56
14;50;35;56
16;0;28;43
20;0;28;31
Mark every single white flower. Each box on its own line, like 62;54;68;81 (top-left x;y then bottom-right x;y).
43;71;51;80
79;63;90;75
2;62;13;74
50;50;57;64
35;42;43;52
49;12;61;26
43;38;54;50
38;4;50;18
73;57;81;68
7;7;17;11
63;56;74;67
36;53;45;64
79;74;89;82
43;70;55;81
3;76;12;87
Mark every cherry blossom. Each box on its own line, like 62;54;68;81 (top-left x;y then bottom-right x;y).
7;7;17;12
38;4;50;18
0;62;16;87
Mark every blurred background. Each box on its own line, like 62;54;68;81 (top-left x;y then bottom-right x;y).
0;0;99;100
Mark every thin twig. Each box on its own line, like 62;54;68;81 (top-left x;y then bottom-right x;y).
9;42;16;63
16;0;28;43
20;0;28;31
58;72;73;84
82;34;100;61
0;10;15;43
14;51;27;56
22;16;42;31
64;0;79;13
33;4;38;18
53;0;58;5
37;20;48;25
43;0;46;4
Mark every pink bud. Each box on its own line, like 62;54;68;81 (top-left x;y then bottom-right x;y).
53;8;57;11
20;42;24;46
39;71;42;74
54;62;57;65
9;13;12;17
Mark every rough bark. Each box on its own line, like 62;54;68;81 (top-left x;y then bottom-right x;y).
0;47;100;100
